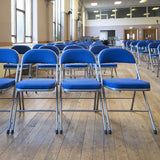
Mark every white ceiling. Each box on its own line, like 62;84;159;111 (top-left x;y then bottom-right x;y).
81;0;160;9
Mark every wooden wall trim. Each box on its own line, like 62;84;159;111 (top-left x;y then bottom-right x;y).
0;42;12;46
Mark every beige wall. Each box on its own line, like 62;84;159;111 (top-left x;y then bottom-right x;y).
0;0;11;46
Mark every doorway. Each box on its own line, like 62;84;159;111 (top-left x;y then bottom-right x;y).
143;29;156;40
124;29;137;40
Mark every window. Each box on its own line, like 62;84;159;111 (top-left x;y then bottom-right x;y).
11;0;32;43
148;6;160;17
116;8;130;18
53;0;61;41
132;7;146;18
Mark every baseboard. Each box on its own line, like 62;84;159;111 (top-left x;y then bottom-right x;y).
0;42;12;46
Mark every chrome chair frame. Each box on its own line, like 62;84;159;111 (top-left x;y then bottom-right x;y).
59;49;107;134
98;48;157;134
9;49;59;134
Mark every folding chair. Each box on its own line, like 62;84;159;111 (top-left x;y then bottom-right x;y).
63;45;83;51
4;45;31;78
157;44;160;77
147;42;160;72
0;49;19;134
54;44;66;53
136;41;149;65
37;45;60;78
32;43;45;49
99;48;157;134
9;49;58;134
90;45;117;78
59;49;107;134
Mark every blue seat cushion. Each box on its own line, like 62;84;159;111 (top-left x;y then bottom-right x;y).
64;64;88;68
16;79;56;90
4;64;30;69
0;78;15;89
37;64;56;69
103;78;150;90
92;63;117;68
62;79;101;90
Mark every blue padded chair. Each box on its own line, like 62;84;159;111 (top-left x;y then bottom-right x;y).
126;40;132;50
130;40;139;53
90;45;117;78
54;44;66;53
63;45;83;51
62;47;88;79
122;40;127;49
98;48;157;134
147;42;160;72
77;43;89;49
47;43;55;45
136;41;149;65
32;43;45;49
37;45;60;78
9;49;58;134
157;44;160;77
4;45;31;78
59;49;107;134
0;49;19;134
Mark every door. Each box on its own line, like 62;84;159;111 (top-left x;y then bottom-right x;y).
143;29;156;40
124;29;137;40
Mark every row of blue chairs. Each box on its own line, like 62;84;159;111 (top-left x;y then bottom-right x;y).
0;47;157;135
123;40;160;76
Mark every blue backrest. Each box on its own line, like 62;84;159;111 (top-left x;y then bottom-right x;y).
130;40;138;46
137;41;149;48
99;48;135;64
32;44;45;49
90;45;109;55
148;42;160;49
22;49;57;64
46;43;55;45
63;45;83;51
0;49;19;64
54;44;66;51
39;45;59;56
158;44;160;51
61;49;96;64
12;45;31;54
78;43;89;49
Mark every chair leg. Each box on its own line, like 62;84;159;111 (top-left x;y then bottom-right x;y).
36;67;38;78
130;91;136;110
157;58;160;77
55;85;58;134
59;85;63;134
4;69;7;78
114;68;118;78
10;92;19;134
21;92;25;110
99;91;107;134
102;88;111;134
6;88;16;134
143;91;157;134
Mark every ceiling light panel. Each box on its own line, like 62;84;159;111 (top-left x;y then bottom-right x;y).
114;1;122;5
91;3;97;6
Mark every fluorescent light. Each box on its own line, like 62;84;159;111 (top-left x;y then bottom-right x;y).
129;27;133;29
91;3;97;6
139;0;147;3
148;26;152;29
112;9;118;12
111;14;115;17
144;13;150;15
114;1;122;5
96;14;100;17
152;7;159;10
131;8;136;11
126;13;131;16
94;10;99;13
